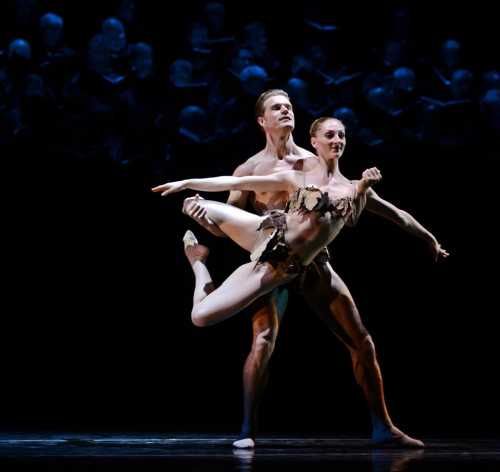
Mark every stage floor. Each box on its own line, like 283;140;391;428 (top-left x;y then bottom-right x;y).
1;433;499;471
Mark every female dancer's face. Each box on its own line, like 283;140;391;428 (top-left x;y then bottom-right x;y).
311;119;346;161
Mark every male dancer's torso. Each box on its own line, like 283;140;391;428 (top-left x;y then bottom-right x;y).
244;147;320;214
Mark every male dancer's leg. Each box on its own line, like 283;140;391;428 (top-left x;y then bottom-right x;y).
182;197;288;448
300;259;424;448
234;287;288;448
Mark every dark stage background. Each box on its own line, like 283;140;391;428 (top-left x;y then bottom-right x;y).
2;1;499;439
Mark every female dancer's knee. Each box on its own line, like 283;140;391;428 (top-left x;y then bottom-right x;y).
191;304;213;328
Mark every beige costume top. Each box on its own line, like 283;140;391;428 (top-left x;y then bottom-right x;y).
251;182;367;274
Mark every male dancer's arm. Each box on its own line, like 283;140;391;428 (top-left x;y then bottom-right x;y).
365;189;449;261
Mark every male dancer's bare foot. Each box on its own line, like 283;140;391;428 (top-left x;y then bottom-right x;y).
232;437;255;449
373;426;424;448
183;230;209;265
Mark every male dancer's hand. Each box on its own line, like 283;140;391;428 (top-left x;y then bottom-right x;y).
183;194;224;237
183;194;211;223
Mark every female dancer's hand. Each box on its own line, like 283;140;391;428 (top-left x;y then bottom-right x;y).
429;240;450;262
151;180;187;196
358;167;382;192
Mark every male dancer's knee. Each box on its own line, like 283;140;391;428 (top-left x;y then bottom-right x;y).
252;327;277;365
351;334;377;366
332;289;357;313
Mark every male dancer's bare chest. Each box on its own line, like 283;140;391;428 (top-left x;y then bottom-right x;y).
250;156;301;214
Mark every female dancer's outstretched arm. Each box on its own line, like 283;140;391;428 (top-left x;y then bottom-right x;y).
151;171;300;196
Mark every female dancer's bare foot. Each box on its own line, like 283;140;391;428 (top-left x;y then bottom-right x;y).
183;230;209;265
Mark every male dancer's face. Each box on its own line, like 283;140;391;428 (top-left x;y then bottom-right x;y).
258;95;295;132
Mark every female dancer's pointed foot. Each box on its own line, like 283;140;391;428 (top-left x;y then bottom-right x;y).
183;230;209;265
372;427;424;449
232;437;255;449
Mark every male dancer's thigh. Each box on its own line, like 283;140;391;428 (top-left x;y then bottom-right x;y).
300;260;368;348
249;285;289;327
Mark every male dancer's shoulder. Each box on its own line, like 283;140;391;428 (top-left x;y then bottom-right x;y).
296;147;320;171
296;145;317;160
232;150;267;177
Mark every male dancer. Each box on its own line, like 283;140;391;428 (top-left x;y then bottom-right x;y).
183;90;446;448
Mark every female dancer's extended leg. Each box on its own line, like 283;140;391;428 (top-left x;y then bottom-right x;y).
184;231;295;327
185;198;268;253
